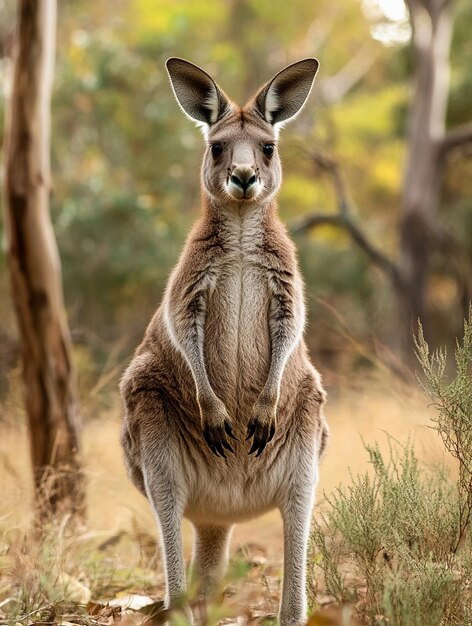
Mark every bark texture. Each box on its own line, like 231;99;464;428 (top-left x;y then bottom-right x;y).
398;0;453;355
3;0;84;519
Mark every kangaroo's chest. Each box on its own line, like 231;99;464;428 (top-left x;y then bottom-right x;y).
210;252;270;341
204;217;271;411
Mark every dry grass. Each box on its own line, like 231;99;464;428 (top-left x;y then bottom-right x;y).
1;372;449;543
0;371;452;624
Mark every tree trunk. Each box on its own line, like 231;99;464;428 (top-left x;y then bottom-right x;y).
3;0;84;521
399;0;453;358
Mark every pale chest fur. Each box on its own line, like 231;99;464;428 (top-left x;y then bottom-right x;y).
204;209;271;416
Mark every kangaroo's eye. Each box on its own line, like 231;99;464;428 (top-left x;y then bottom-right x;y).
211;143;223;158
263;143;275;157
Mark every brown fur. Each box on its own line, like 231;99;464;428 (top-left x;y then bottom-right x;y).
120;57;328;625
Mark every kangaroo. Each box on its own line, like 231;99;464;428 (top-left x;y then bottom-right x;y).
120;57;328;626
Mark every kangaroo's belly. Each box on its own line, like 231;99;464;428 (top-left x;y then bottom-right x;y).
181;429;319;525
184;474;278;524
204;262;271;416
183;445;293;524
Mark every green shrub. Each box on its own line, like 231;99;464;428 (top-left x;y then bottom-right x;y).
311;306;472;625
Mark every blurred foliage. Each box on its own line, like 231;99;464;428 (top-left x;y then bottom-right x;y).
0;0;471;395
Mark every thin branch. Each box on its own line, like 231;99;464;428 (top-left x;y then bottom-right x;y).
441;122;472;155
308;151;351;216
292;212;401;285
291;151;402;288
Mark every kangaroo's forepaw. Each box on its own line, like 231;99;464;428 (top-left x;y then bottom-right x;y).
202;419;237;458
246;411;276;457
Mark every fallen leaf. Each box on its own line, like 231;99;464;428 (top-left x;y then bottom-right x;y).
87;601;121;624
108;595;156;611
87;601;106;616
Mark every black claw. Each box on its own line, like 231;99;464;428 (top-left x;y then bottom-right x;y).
222;439;235;454
214;440;227;459
203;424;235;459
204;429;220;456
209;443;220;457
224;421;238;441
249;437;260;455
256;439;267;457
268;423;275;443
246;420;256;440
203;430;213;448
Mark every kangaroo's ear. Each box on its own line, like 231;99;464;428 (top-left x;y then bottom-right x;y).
166;58;231;130
252;58;319;126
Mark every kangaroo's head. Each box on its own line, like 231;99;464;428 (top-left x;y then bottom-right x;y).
166;57;319;205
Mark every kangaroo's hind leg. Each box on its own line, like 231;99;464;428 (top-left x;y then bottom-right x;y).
145;465;190;620
279;480;315;626
191;523;233;597
277;378;326;626
120;373;192;623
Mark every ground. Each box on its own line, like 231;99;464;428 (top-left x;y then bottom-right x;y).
0;372;449;625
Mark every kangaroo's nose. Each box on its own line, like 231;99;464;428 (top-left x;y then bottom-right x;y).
231;166;257;192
